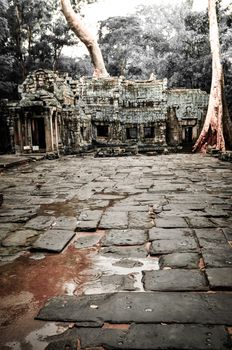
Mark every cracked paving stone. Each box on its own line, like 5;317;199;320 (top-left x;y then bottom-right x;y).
74;235;101;249
99;211;128;229
188;217;217;228
149;227;194;241
150;237;198;255
25;215;56;230
32;229;75;252
100;245;147;258
205;268;232;289
142;269;208;291
101;229;147;246
128;212;154;229
155;216;188;228
202;248;232;267
37;292;232;325
2;229;40;247
45;324;231;350
159;252;200;269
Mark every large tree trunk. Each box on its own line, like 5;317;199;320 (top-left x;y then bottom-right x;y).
60;0;109;78
193;0;228;153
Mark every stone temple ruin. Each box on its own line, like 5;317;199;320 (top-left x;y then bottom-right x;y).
3;69;209;156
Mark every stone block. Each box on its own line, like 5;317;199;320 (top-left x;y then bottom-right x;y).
142;269;208;291
206;268;232;289
202;248;232;267
149;227;193;241
159;253;200;269
25;215;55;230
32;229;75;252
155;216;188;228
37;292;232;325
101;229;147;246
150;237;198;255
99;211;128;229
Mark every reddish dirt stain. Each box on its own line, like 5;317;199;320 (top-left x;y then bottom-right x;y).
0;245;91;346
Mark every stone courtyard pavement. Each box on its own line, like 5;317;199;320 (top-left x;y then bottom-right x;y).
0;153;232;349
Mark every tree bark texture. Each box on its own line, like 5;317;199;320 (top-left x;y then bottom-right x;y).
60;0;109;78
193;0;227;152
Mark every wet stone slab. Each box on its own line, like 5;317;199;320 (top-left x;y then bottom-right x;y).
52;216;78;231
149;227;194;241
100;245;148;258
74;234;101;249
155;216;188;228
128;212;154;229
150;237;198;255
32;229;75;252
194;229;228;248
99;211;128;229
188;217;217;228
25;215;55;230
37;292;232;325
142;269;208;291
45;324;231;350
159;252;200;269
222;227;232;241
2;229;40;247
206;268;232;289
101;229;147;246
100;274;137;291
202;248;232;267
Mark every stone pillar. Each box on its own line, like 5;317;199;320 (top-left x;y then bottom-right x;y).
44;113;52;152
54;114;59;152
50;113;54;152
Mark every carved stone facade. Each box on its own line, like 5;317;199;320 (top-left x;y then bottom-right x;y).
4;69;209;155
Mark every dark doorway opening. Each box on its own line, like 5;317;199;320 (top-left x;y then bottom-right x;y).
144;127;154;138
126;127;137;139
184;127;193;144
31;118;46;150
97;125;109;137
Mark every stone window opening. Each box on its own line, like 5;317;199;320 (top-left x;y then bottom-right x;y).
97;125;109;137
126;127;137;139
144;127;155;138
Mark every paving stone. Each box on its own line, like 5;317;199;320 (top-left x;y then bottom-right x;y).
188;217;217;228
100;245;147;258
52;216;78;231
112;259;143;268
74;235;100;249
101;229;147;246
76;220;99;231
45;324;231;350
149;227;193;241
110;205;148;212
222;227;232;241
25;215;55;230
142;269;208;291
208;217;232;228
37;292;232;325
202;248;232;267
128;212;154;229
78;210;103;222
99;211;128;229
155;216;188;228
32;229;75;252
159;253;200;269
206;268;232;289
100;274;137;291
2;229;40;247
150;237;198;255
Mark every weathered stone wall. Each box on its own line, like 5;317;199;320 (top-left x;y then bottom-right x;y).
2;70;209;155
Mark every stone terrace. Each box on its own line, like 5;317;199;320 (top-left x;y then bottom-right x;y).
0;153;232;349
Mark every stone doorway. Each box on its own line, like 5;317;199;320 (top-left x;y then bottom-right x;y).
31;118;46;151
184;126;193;144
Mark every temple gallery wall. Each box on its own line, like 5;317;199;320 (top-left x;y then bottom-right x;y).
1;69;209;156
